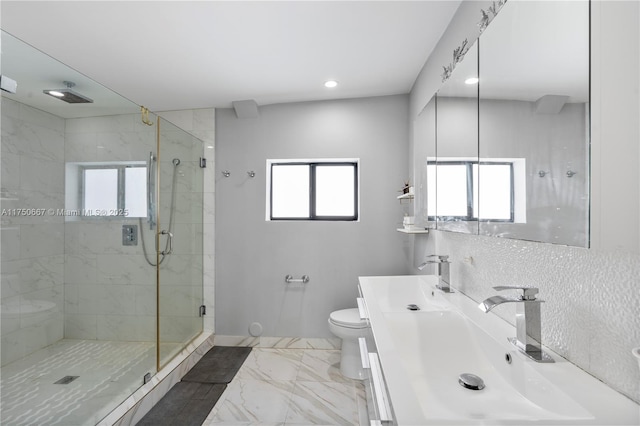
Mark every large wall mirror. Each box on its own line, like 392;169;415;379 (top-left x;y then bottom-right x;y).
413;96;436;229
434;42;479;235
431;0;590;247
478;0;589;247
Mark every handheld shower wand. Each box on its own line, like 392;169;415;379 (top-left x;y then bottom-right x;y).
147;151;156;230
140;154;181;266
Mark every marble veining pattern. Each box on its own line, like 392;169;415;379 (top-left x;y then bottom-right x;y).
214;335;341;350
203;348;365;425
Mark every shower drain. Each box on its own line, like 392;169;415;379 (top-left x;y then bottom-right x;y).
54;375;79;385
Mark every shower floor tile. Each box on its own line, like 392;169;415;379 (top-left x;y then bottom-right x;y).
0;339;178;426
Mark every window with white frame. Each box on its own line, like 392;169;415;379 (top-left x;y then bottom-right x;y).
267;159;359;221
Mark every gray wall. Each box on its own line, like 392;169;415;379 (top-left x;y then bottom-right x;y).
215;95;410;338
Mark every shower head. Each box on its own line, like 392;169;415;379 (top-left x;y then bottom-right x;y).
43;81;93;104
172;158;181;166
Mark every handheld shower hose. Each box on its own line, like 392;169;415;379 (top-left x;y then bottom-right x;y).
139;155;181;266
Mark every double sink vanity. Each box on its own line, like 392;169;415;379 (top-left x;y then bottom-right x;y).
356;276;639;425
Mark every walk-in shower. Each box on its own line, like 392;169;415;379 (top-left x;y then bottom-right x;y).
0;31;205;425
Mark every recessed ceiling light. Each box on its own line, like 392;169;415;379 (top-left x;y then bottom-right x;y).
465;77;479;85
324;80;338;88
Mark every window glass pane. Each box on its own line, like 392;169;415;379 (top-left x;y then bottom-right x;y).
436;164;468;217
84;169;118;215
272;165;310;218
125;167;147;217
315;165;355;217
479;164;512;220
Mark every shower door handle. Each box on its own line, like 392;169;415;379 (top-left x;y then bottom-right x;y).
160;230;173;255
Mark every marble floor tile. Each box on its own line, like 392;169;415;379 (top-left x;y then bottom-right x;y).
204;348;365;426
284;381;359;425
354;381;368;426
296;350;350;383
205;379;295;424
237;348;304;381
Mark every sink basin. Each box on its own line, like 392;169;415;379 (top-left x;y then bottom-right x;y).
383;310;592;423
358;276;639;425
360;275;450;312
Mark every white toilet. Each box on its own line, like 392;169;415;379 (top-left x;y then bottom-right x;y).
328;308;370;380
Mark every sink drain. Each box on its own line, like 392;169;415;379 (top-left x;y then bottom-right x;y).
458;373;485;390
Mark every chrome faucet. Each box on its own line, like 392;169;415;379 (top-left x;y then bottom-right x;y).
479;286;554;363
418;255;453;293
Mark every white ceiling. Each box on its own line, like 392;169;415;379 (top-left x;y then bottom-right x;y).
1;1;462;115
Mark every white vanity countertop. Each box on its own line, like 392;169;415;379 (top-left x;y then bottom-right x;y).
358;275;640;426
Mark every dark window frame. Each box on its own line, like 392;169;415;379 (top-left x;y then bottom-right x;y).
269;161;359;221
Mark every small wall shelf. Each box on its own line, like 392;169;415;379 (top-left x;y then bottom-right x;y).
397;193;414;203
396;227;430;234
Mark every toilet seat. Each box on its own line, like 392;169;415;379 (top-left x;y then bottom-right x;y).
329;308;368;329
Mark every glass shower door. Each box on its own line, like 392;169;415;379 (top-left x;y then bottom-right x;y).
156;117;204;368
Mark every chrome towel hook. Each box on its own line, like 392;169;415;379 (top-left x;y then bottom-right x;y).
247;171;256;178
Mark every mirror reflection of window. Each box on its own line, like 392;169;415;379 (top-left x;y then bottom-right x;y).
429;160;516;222
437;164;470;218
477;163;512;221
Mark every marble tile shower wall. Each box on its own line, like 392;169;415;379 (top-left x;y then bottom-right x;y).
64;113;156;341
64;111;205;343
0;101;213;365
436;230;640;403
1;98;65;366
